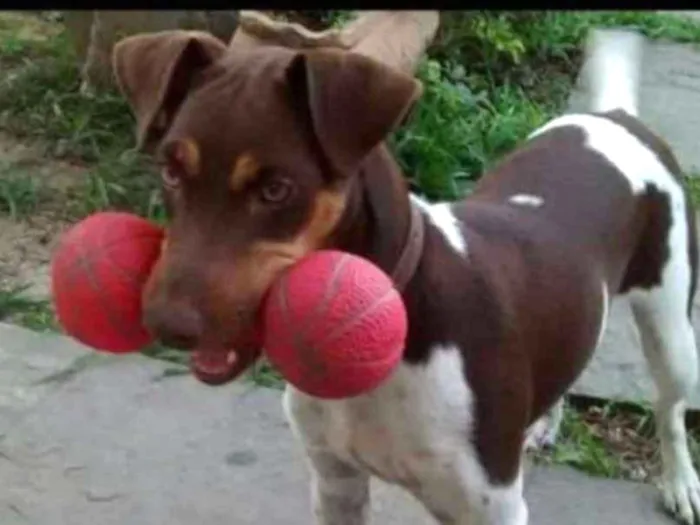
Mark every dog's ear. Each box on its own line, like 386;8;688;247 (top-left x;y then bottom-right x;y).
286;49;422;177
112;30;227;152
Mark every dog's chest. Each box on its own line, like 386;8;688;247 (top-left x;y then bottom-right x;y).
285;347;474;487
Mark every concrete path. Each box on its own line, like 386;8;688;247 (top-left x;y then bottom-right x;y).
568;27;700;175
0;323;677;524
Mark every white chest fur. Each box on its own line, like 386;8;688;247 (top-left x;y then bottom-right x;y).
283;346;476;488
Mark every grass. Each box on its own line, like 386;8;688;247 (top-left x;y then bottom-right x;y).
394;60;549;199
250;361;286;389
398;11;700;201
0;10;700;480
0;164;44;219
533;399;656;480
71;150;163;221
0;30;134;161
538;405;622;479
0;18;160;222
0;283;55;331
685;173;700;205
0;11;697;207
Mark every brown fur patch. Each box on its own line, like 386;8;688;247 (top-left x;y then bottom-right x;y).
230;153;261;191
301;190;347;247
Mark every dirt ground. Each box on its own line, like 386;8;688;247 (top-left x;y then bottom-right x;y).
0;13;73;300
0;131;87;299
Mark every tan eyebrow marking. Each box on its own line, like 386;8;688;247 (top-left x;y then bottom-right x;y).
172;138;201;177
251;189;347;260
230;153;261;191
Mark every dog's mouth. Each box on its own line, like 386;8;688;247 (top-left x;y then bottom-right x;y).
190;344;262;386
190;323;263;386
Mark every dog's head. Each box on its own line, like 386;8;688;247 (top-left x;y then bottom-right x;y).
113;30;421;384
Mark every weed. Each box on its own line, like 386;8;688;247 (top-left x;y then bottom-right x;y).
546;404;622;478
1;11;697;208
531;398;700;483
69;149;164;222
0;165;43;219
393;58;551;201
0;27;133;163
395;11;700;201
433;11;700;82
0;283;55;330
250;360;286;389
142;343;189;367
684;173;700;206
19;302;57;332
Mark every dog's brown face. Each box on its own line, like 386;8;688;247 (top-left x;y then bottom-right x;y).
113;31;421;385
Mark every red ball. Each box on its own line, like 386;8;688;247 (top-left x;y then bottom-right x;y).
51;212;163;353
263;250;407;399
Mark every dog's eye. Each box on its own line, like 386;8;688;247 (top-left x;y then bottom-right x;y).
259;178;294;204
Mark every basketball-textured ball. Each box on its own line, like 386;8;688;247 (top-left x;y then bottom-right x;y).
51;212;163;353
263;250;407;399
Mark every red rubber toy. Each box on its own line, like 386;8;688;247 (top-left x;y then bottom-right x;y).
51;212;163;353
263;250;407;399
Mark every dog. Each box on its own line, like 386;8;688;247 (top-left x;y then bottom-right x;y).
232;10;439;74
112;26;700;524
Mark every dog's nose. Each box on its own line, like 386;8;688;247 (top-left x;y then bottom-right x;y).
143;302;203;350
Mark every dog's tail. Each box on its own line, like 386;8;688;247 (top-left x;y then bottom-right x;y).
586;28;645;117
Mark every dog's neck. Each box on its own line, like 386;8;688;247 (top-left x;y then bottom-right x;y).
332;145;418;286
332;145;447;367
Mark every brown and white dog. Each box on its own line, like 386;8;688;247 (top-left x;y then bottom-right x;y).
112;26;700;525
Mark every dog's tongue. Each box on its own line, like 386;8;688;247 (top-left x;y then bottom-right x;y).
190;337;263;386
191;347;240;386
191;323;263;386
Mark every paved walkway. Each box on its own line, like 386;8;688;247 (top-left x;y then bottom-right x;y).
0;324;676;524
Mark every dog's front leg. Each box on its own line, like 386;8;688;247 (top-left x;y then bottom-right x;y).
283;387;370;525
307;448;370;525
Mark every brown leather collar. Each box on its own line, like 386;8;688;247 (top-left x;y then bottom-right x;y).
391;200;425;291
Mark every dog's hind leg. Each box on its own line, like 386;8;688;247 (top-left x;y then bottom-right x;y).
630;290;700;523
628;203;700;524
583;23;700;524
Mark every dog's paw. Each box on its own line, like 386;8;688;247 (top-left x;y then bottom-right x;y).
660;466;700;524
